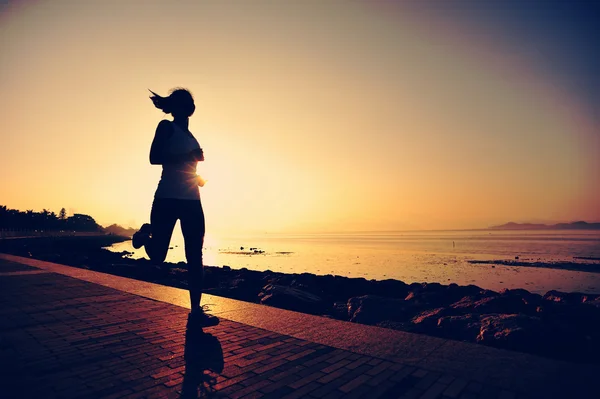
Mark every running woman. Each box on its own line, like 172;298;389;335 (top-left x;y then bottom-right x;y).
133;88;218;327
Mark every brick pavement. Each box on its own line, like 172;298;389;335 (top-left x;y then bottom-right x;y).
0;257;592;398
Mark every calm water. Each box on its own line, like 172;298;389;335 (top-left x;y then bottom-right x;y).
108;229;600;295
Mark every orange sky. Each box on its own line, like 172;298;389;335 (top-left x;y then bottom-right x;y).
1;1;598;233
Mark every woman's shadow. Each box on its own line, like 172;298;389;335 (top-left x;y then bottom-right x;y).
180;324;224;398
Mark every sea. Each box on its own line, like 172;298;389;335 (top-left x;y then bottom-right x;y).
107;229;600;295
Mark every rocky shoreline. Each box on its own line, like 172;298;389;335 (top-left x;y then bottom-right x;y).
1;235;600;364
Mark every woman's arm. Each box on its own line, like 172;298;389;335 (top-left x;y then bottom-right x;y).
149;120;203;165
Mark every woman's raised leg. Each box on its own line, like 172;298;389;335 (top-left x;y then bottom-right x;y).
145;198;178;264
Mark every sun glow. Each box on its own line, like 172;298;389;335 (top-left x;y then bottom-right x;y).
0;1;598;232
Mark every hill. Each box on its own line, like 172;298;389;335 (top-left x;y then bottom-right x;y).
490;221;600;230
102;224;137;237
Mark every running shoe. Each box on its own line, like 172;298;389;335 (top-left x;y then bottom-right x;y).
187;305;220;328
132;223;152;249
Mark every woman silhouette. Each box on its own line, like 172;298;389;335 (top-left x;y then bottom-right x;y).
133;88;218;327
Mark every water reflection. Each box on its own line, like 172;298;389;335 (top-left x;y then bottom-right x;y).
108;230;600;294
180;326;224;398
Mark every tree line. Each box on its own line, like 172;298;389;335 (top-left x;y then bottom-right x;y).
0;205;101;232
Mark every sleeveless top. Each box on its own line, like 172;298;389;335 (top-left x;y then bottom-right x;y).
154;122;201;200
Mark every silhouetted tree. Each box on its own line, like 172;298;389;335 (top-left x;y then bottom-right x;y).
66;213;101;232
0;205;101;232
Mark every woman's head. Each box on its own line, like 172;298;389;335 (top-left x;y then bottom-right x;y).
149;88;195;118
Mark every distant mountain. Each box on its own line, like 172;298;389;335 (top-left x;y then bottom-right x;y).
490;221;600;230
102;224;137;237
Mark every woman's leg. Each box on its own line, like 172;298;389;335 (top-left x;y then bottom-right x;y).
145;198;178;264
179;200;205;312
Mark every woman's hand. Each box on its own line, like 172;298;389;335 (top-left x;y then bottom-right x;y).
191;148;204;162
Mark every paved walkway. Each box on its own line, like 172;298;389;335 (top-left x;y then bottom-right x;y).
0;254;597;399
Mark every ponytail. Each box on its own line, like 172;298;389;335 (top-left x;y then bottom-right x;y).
149;90;174;114
149;88;195;117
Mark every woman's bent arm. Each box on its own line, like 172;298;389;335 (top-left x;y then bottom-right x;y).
149;120;202;165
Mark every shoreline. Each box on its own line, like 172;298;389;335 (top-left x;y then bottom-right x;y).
2;235;600;364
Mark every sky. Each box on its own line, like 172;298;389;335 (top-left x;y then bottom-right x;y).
0;0;598;233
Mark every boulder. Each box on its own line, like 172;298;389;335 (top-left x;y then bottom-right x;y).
437;314;481;340
584;297;600;309
333;276;373;300
450;295;533;316
411;308;446;330
260;284;326;314
543;290;600;305
449;296;477;311
347;295;409;325
476;314;545;352
289;273;326;297
202;267;220;289
447;283;489;302
221;278;262;301
372;279;409;299
405;283;490;309
473;296;532;315
270;274;295;286
536;301;600;336
331;301;349;320
499;288;543;309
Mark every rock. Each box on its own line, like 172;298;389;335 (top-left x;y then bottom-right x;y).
260;284;326;314
411;308;446;330
449;294;533;316
289;273;321;293
584;297;600;309
437;314;481;340
331;301;348;320
404;288;446;308
405;283;488;309
270;274;295;286
500;288;543;308
543;290;600;305
372;279;409;299
221;278;262;301
347;295;409;325
448;284;491;303
476;314;545;352
537;300;600;332
202;268;220;288
537;301;600;362
449;296;477;312
479;312;599;364
474;296;532;315
313;276;373;302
